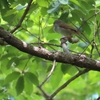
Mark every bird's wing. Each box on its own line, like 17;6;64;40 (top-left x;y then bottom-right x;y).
59;22;78;34
59;22;90;43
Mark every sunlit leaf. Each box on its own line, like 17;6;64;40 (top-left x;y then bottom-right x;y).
36;0;48;7
32;94;44;100
26;20;34;27
41;7;47;16
4;9;17;16
58;0;69;4
49;39;59;44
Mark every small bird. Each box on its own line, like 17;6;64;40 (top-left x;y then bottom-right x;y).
53;20;79;43
53;19;91;44
54;20;78;37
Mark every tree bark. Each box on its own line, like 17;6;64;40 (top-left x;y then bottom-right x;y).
0;28;100;71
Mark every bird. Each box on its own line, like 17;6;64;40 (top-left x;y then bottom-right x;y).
53;19;90;43
54;20;78;36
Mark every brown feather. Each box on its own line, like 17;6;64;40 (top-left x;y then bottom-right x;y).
54;20;78;33
54;20;90;43
59;23;78;33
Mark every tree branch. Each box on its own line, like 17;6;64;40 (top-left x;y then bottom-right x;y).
39;60;56;87
0;28;100;71
10;0;33;33
49;69;89;99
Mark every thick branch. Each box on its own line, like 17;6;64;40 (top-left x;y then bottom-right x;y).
0;28;100;71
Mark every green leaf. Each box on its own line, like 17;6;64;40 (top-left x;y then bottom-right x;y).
25;72;39;86
1;9;15;23
71;9;85;22
80;1;91;10
4;9;17;16
47;1;60;14
78;42;89;48
91;76;100;84
26;20;34;27
70;0;81;7
8;0;15;4
59;12;69;21
17;0;28;5
36;0;48;7
65;65;78;76
50;65;63;89
4;72;20;84
32;94;44;100
15;76;24;95
58;0;68;4
46;32;61;40
61;64;72;74
49;39;59;44
5;45;20;54
24;77;33;95
0;0;9;9
41;7;47;16
7;57;20;69
82;22;91;36
0;53;14;61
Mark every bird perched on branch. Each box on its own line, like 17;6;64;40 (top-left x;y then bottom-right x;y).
53;20;90;44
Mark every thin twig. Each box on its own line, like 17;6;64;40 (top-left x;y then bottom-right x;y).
79;10;100;30
70;21;91;44
93;7;100;56
90;42;94;58
39;60;56;87
49;69;89;99
38;86;50;99
38;60;56;100
31;42;61;47
10;0;33;33
93;41;100;56
21;27;39;39
75;10;100;44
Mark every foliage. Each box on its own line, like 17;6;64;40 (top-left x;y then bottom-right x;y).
0;0;100;100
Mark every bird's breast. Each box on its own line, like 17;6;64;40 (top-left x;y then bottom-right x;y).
54;25;74;37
